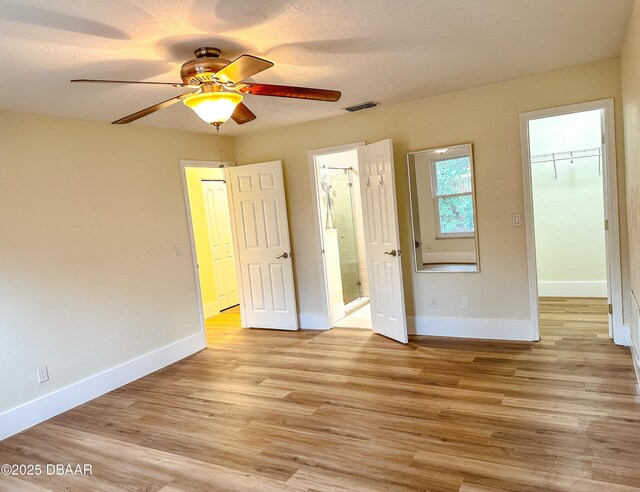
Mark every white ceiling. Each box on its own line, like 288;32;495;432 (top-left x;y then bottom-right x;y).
0;0;633;136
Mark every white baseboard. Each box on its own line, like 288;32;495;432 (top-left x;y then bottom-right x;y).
203;302;219;319
407;316;537;341
629;290;639;380
632;343;640;387
0;332;206;441
299;312;330;330
613;324;631;347
537;280;607;297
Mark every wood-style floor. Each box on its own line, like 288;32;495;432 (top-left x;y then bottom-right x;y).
1;298;639;491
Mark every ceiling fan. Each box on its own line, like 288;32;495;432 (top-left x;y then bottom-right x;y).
71;47;342;127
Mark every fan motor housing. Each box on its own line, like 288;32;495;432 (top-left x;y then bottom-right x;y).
180;47;230;85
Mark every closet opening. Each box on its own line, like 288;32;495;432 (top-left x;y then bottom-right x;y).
310;144;372;330
181;162;242;330
520;99;624;343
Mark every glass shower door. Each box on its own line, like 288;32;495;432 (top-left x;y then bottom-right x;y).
330;171;362;305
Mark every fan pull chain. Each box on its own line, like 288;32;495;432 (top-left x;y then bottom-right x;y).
215;123;224;167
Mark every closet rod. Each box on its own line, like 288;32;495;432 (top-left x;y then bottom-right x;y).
530;154;599;165
530;146;602;179
530;146;601;164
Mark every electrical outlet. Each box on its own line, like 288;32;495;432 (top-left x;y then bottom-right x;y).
37;366;49;383
512;214;522;227
175;244;183;256
430;296;438;308
461;296;470;310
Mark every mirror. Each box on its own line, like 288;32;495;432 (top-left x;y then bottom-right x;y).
407;143;480;272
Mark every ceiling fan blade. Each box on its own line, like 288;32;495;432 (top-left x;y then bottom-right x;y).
240;83;341;102
214;55;273;84
231;102;257;125
71;78;189;88
111;93;192;124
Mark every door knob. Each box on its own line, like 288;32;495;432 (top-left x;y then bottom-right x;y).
384;249;397;257
276;252;289;259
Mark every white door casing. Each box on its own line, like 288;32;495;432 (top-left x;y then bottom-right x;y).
228;161;299;330
357;139;409;343
519;99;624;344
201;180;239;312
600;109;615;336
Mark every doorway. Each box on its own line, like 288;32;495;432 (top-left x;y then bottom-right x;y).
310;145;372;330
183;163;240;324
520;99;623;343
181;159;299;333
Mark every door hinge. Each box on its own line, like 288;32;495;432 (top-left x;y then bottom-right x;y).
601;133;606;145
608;303;613;315
604;219;609;231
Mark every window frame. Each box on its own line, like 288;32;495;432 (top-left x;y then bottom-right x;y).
430;150;476;239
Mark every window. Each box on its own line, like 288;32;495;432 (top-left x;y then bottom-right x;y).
430;156;475;238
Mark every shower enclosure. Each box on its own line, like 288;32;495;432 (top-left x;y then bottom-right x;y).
320;165;369;313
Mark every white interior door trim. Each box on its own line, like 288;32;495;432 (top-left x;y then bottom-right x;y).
307;142;365;329
518;98;625;344
179;160;239;335
180;159;236;168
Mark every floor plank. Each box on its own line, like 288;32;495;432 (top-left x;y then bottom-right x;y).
1;298;638;491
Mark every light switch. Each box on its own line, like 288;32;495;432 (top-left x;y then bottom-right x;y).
512;214;522;227
461;296;469;310
175;244;183;256
37;366;49;383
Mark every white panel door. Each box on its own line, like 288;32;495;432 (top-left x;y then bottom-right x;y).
228;161;298;330
357;139;408;343
202;180;239;311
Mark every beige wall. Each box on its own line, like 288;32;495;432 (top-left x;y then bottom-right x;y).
621;0;640;359
233;59;628;324
0;112;233;413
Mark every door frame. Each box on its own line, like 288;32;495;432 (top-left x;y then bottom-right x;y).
179;159;248;333
307;142;365;328
518;99;624;343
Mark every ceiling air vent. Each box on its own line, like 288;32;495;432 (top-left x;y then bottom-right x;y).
343;101;380;113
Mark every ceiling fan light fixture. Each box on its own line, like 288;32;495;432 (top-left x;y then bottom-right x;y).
183;92;243;124
74;47;341;126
